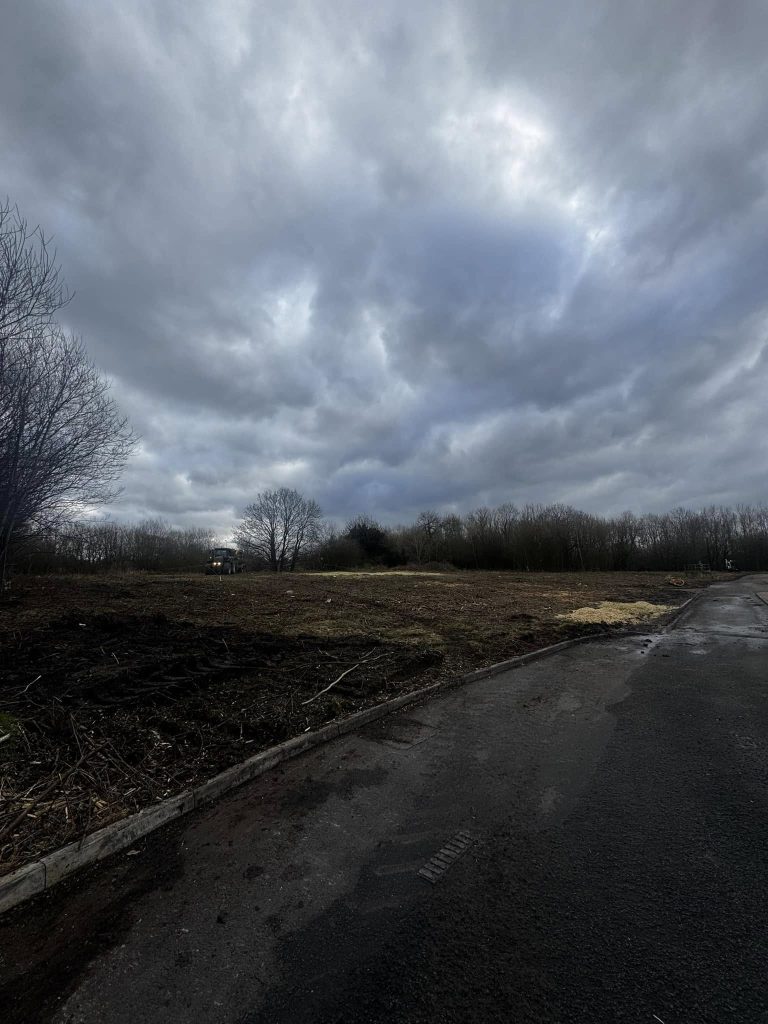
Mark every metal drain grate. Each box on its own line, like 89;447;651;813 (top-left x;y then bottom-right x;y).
418;830;474;883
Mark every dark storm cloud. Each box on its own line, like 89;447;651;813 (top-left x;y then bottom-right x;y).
2;0;768;534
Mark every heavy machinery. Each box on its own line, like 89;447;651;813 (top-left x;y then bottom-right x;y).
205;547;245;575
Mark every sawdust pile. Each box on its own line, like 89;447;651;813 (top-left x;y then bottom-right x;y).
558;601;673;624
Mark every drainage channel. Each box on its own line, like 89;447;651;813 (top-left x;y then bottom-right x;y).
418;830;475;884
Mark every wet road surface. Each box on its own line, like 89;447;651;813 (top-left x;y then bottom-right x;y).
2;574;768;1022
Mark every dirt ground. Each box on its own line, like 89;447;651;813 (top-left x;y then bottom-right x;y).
0;569;725;873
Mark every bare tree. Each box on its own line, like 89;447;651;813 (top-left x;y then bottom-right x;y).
0;199;70;344
235;488;322;571
414;509;442;562
0;204;135;582
0;327;136;577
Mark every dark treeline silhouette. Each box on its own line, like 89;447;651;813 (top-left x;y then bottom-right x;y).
24;519;214;573
309;504;768;573
18;502;768;574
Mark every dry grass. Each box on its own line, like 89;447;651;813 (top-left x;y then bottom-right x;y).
2;568;723;668
558;600;674;625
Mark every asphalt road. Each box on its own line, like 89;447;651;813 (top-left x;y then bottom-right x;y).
3;575;768;1023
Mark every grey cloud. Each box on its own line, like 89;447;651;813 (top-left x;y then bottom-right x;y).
2;0;768;535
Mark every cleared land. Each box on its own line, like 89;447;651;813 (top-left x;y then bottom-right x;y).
0;569;725;872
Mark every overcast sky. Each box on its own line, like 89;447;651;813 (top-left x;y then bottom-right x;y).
2;1;768;534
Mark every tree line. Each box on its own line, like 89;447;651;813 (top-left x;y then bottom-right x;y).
308;503;768;573
26;497;768;574
26;518;215;574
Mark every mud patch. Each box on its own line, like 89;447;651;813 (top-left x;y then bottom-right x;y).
0;612;441;874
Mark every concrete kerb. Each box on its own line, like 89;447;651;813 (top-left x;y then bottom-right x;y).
663;590;704;630
0;590;704;918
